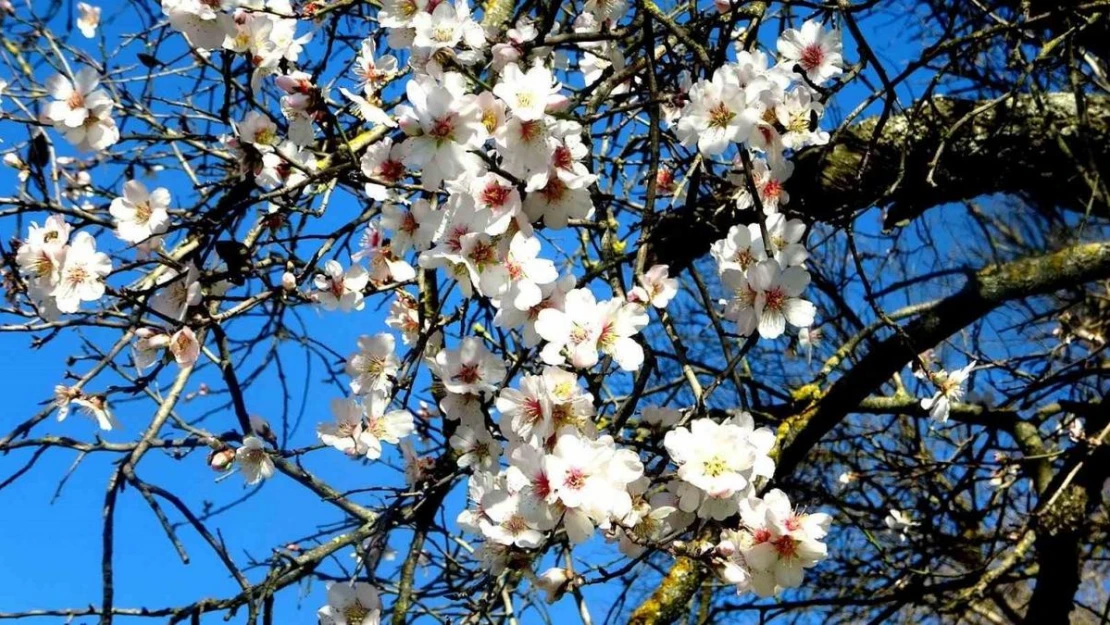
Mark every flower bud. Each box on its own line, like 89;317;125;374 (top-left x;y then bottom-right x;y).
545;94;571;113
208;448;236;472
282;271;297;291
250;415;274;440
533;567;573;604
398;116;421;136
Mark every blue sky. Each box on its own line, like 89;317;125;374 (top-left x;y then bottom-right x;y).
0;1;975;623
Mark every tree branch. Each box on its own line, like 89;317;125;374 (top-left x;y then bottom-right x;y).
648;93;1110;270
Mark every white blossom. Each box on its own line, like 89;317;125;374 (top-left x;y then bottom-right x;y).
237;435;275;485
317;582;382;625
110;180;171;244
52;232;112;313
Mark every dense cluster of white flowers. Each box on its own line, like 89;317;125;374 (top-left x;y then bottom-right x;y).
6;0;858;609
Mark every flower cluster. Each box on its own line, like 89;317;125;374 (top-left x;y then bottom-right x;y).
714;489;831;597
663;414;775;520
9;0;848;610
713;216;816;340
15;216;111;316
162;0;311;87
674;22;842;341
43;67;119;152
317;332;415;460
456;364;649;568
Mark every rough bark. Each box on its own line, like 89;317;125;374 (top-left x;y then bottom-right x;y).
627;557;707;625
1023;395;1110;624
647;93;1110;271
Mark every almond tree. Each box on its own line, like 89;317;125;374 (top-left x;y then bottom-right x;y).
1;1;1108;624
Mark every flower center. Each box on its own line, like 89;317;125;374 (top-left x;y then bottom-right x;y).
31;252;56;278
379;159;405;182
398;0;418;18
400;211;419;235
533;472;552;499
552;145;573;170
432;24;455;43
708;102;735;129
446;224;470;252
502;514;528;535
551;402;574;428
773;535;799;558
522;397;544;424
733;248;756;270
65;265;90;287
761;179;782;201
360;356;386;376
430;117;455;141
569;323;591;345
702;456;728;477
134;201;153;225
467;240;498;269
481;108;499;133
453;363;481;385
254;128;276;145
800;44;825;71
597;321;617;350
517;119;543;143
481;182;512;209
763;287;785;312
540;178;567;204
788;112;810;134
563;467;587;491
335;420;359;438
367;416;388;438
344;603;370;623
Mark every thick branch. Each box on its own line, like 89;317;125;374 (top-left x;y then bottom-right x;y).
776;240;1110;476
648;93;1110;270
632;242;1110;625
627;557;706;625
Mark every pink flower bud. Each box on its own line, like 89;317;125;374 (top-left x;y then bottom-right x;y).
282;271;297;291
398;116;421;136
545;94;571;113
208;448;236;472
